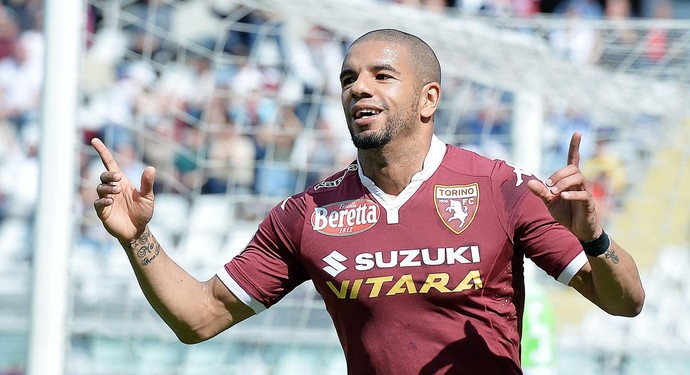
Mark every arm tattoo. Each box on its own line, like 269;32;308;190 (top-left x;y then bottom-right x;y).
131;228;161;266
603;248;620;264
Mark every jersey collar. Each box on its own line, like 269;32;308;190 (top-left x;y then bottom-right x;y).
357;134;446;224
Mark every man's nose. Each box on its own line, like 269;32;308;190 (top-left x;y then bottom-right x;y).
350;76;372;98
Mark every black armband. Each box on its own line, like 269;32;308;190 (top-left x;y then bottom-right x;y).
580;230;610;257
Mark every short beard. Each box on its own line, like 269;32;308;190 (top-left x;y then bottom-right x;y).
352;128;393;149
350;92;419;150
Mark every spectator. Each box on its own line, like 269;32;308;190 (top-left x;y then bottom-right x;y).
214;6;270;56
253;105;301;197
540;107;594;178
183;52;216;115
174;123;207;193
290;116;340;188
0;26;42;133
644;0;685;74
479;0;516;16
598;0;640;71
122;0;174;64
0;122;38;221
0;6;18;61
4;0;42;33
553;0;603;19
581;134;627;225
463;103;511;145
286;24;344;124
645;1;673;64
0;118;20;224
549;0;602;65
202;97;256;194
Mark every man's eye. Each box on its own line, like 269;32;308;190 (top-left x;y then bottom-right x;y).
341;77;355;87
376;74;392;80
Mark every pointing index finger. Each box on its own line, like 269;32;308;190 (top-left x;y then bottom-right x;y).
567;132;582;168
90;138;121;172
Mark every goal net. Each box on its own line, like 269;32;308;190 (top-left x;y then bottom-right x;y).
2;0;690;373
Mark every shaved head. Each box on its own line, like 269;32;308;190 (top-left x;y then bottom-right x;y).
349;29;441;89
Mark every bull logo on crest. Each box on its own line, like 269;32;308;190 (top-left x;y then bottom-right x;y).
434;183;479;234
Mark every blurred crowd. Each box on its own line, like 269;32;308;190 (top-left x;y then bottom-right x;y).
396;0;686;73
0;0;682;263
0;0;42;265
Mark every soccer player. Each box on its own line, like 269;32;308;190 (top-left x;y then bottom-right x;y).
92;29;644;374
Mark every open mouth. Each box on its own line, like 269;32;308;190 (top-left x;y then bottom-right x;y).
354;108;382;120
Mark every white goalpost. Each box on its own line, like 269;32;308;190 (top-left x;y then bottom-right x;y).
27;1;84;375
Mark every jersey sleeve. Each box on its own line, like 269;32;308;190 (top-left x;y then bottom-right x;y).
494;161;586;285
217;195;310;313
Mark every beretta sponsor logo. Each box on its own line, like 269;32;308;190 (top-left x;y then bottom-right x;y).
311;199;380;236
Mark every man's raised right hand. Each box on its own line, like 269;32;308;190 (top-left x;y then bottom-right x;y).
91;138;156;244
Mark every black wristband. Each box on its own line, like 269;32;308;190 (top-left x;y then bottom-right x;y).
580;230;610;257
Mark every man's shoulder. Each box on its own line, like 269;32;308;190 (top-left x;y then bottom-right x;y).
306;162;360;196
442;145;536;189
441;144;502;176
269;162;360;222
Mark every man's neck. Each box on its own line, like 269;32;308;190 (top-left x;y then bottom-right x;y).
358;135;432;197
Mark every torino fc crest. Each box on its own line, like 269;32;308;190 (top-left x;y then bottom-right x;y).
434;184;479;234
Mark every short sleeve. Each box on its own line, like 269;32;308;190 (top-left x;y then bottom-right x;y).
495;162;586;284
217;195;310;311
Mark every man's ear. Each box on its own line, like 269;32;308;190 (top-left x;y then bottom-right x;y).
420;82;441;119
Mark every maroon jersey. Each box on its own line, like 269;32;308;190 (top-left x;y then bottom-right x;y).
218;135;586;374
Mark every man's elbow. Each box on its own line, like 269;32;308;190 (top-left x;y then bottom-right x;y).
608;289;645;317
174;326;223;345
171;321;228;345
176;330;206;345
625;289;645;317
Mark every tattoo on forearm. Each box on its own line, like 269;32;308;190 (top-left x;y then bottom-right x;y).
604;248;620;264
132;228;161;266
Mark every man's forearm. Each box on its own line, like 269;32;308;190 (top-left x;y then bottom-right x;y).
119;226;223;343
587;237;645;317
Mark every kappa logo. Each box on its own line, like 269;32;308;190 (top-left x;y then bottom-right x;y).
506;162;532;187
311;198;380;236
434;184;479;234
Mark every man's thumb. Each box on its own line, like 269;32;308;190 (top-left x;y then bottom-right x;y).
527;179;551;203
140;166;156;198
